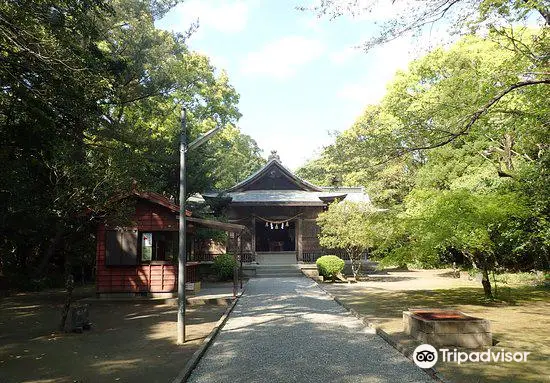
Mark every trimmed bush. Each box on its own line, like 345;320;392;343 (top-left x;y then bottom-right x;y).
316;255;345;281
212;253;237;281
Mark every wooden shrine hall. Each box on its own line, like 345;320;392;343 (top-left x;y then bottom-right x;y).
203;151;371;264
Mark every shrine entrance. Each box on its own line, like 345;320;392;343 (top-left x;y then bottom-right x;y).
255;220;296;252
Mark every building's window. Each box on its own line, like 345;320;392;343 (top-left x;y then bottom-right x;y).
139;231;178;263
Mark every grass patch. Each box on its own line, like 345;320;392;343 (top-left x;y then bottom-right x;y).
323;272;550;383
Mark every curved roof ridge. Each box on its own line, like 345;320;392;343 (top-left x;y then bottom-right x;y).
225;159;323;192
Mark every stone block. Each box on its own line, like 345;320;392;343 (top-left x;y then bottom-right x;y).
418;318;435;333
434;320;462;334
461;320;491;334
425;333;458;347
457;332;492;348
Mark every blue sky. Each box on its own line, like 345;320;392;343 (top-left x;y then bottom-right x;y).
157;1;421;170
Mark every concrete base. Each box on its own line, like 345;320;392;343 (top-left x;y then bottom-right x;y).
403;310;492;348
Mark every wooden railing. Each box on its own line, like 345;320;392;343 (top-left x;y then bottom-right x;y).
189;253;217;262
189;253;256;263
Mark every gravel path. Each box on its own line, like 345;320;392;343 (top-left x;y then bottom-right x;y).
187;277;433;383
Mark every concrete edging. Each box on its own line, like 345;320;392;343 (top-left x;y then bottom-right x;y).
170;287;246;383
313;279;448;383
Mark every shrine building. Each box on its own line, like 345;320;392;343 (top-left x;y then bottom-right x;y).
203;151;371;265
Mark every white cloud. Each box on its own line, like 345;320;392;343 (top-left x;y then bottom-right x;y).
194;50;230;72
329;46;360;64
336;38;413;104
160;0;250;35
241;36;325;78
337;82;381;104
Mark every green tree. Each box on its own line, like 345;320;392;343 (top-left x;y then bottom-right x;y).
302;32;550;288
317;201;386;278
302;1;549;49
302;2;549;155
397;189;528;298
297;105;418;208
0;0;261;289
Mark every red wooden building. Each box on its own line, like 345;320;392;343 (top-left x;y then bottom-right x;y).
96;190;245;296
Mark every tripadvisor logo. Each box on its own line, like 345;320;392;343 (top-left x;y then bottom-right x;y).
413;344;438;368
440;348;530;365
412;344;531;369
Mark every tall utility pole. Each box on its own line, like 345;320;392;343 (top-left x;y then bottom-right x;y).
177;108;225;344
177;107;187;345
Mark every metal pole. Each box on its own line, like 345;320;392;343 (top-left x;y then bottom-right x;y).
177;107;187;345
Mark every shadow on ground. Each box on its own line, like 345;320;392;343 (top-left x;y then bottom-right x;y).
0;287;227;383
188;278;432;383
322;275;550;383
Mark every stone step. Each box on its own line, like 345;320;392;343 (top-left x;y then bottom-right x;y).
254;273;303;278
256;265;300;271
256;267;301;273
256;271;302;277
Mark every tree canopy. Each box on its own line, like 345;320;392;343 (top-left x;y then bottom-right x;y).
0;0;264;287
317;201;385;278
298;30;549;297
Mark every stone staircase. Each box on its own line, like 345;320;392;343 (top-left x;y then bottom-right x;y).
254;264;303;278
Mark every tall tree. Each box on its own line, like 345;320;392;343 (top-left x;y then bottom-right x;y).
0;0;262;288
300;32;550;295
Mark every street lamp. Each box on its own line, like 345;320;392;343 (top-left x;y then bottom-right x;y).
178;107;224;345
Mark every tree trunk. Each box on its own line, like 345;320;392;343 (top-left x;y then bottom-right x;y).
59;247;73;331
349;250;362;279
59;274;74;331
397;262;408;270
481;266;492;299
463;251;493;298
502;132;514;171
34;225;64;278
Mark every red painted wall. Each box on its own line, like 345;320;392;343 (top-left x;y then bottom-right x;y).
96;199;198;294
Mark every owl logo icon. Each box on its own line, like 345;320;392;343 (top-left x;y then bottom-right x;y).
413;344;438;368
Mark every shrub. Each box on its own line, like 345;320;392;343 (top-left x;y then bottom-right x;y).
316;255;345;281
212;254;237;281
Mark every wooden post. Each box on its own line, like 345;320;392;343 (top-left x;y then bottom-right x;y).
239;232;244;290
233;249;238;298
297;218;302;262
251;216;256;256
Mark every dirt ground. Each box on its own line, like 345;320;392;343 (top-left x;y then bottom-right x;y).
0;287;227;383
322;269;550;383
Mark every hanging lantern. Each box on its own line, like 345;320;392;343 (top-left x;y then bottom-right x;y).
270;223;273;229
280;223;284;229
275;224;279;229
286;221;289;227
265;222;268;227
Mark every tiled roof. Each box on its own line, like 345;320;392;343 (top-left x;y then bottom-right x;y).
205;188;371;206
225;159;323;192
